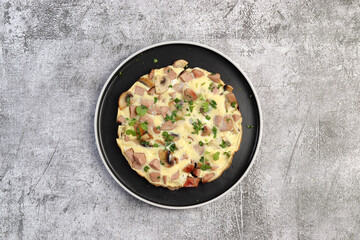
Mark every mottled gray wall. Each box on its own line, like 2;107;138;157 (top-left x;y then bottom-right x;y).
1;0;359;239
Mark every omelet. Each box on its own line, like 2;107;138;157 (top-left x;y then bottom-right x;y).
116;59;243;190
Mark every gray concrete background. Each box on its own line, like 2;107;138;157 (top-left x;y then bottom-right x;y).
1;0;359;239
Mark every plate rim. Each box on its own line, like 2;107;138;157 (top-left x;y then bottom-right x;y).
94;41;263;209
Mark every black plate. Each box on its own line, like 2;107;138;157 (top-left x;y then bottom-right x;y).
95;42;262;209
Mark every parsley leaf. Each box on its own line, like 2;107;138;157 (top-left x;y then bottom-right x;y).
189;105;194;112
192;119;204;135
231;102;237;108
126;96;131;106
169;143;176;152
200;156;205;163
140;122;148;131
162;131;174;142
212;126;217;138
206;115;211;120
128;118;137;126
136;105;148;116
199;141;204;146
220;140;231;148
126;129;136;136
201;102;210;113
213;152;220;160
201;164;211;171
210;100;217;109
154;97;158;104
153;143;160;147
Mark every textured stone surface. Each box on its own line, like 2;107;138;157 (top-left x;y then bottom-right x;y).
1;0;360;239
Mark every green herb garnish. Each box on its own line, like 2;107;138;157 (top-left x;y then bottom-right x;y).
212;126;217;138
136;105;148;116
210;100;217;109
208;83;215;91
128;118;137;126
201;164;211;171
220;140;231;148
140;122;148;131
231;102;236;108
199;141;204;146
153;143;160;148
224;151;231;158
144;166;150;172
200;156;205;163
217;84;223;89
169;143;176;152
206;115;211;120
201;102;210;113
153;58;158;63
192;119;204;135
154;97;158;104
213;152;220;160
247;125;254;129
126;96;131;106
189;105;194;112
126;129;136;136
162;131;174;142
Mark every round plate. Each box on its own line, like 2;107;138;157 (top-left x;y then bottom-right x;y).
94;41;262;209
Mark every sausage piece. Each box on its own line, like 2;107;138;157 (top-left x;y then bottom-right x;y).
208;73;220;83
149;172;160;182
184;177;200;187
192;69;204;78
135;86;145;96
149;159;161;171
180;71;193;82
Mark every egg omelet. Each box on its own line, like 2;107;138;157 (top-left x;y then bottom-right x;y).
116;59;243;190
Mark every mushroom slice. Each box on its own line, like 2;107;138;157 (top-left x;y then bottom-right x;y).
147;86;155;96
154;75;171;94
138;77;154;88
172;59;188;68
223;84;233;93
118;91;133;110
158;150;175;168
208;73;221;83
148;69;155;80
140;133;152;141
